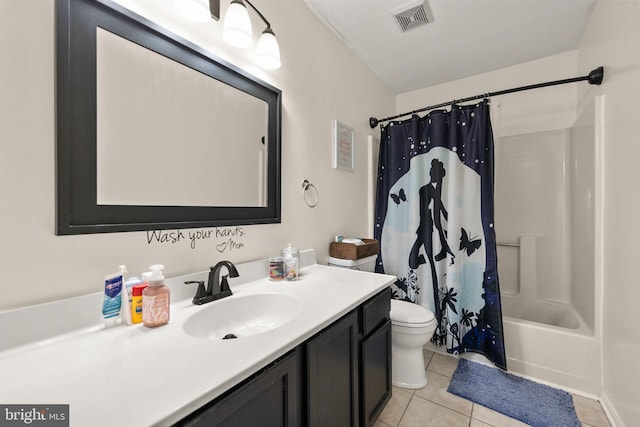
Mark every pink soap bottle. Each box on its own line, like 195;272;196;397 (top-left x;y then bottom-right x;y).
142;264;170;327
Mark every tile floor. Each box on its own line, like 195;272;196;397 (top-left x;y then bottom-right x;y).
375;350;611;427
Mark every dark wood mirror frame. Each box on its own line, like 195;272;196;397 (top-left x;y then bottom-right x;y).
56;0;281;235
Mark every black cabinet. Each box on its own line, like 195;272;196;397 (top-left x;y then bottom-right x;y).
360;320;392;426
305;288;392;427
359;288;392;427
176;349;302;427
174;288;391;427
306;311;359;427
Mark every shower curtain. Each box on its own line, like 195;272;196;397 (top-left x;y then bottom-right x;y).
374;100;506;369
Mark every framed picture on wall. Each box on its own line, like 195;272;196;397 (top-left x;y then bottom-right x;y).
332;120;355;171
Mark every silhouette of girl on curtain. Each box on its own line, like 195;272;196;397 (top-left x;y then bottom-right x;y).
409;159;455;286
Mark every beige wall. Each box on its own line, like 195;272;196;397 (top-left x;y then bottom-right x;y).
578;1;640;425
0;0;394;309
396;51;579;137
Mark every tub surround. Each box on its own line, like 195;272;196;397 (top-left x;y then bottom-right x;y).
489;97;603;397
0;250;395;426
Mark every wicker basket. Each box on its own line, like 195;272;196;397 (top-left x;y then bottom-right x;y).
329;239;379;260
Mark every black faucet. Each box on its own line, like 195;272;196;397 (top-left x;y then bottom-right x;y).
185;261;239;305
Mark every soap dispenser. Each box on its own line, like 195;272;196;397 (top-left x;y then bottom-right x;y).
142;264;170;327
282;243;300;281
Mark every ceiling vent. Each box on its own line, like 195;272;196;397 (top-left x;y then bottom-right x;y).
392;1;433;33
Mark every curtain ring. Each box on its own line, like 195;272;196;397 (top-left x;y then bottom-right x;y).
302;179;319;208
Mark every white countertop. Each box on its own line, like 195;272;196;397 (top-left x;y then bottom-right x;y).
0;256;395;426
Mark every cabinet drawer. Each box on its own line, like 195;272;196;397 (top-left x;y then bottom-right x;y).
360;287;390;337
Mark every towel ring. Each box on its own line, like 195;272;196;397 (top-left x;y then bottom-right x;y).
302;179;319;208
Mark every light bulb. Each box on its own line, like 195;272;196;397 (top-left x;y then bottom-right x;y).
256;28;281;69
223;0;253;48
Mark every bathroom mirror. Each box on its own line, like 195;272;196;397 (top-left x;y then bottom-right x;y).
56;0;281;235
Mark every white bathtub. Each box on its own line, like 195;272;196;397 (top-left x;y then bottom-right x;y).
492;235;601;395
502;293;583;330
500;295;601;395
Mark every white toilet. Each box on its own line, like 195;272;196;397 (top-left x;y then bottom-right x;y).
390;299;437;389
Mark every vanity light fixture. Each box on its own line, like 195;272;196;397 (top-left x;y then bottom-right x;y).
178;0;281;70
220;0;281;69
222;0;253;48
255;26;281;70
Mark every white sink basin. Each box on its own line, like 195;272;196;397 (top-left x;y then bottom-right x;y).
183;293;303;340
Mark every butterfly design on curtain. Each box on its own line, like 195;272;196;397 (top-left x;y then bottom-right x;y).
460;228;482;256
390;188;407;205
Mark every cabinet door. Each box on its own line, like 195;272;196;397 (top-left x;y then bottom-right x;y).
306;311;359;427
176;349;302;427
360;320;392;427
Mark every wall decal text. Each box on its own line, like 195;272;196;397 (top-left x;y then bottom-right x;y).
146;226;246;250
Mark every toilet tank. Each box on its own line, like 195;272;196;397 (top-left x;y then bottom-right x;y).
328;255;378;272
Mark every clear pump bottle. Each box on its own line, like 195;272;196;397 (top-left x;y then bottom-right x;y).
282;243;300;280
142;264;170;327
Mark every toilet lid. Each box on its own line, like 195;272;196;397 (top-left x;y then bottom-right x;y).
390;299;435;325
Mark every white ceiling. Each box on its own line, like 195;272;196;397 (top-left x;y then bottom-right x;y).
303;0;596;93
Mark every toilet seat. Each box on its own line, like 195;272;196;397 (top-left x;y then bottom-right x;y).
390;300;435;327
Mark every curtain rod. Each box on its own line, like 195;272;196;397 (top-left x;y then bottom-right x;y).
369;66;604;129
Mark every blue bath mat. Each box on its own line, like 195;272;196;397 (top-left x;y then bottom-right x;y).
447;359;580;427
